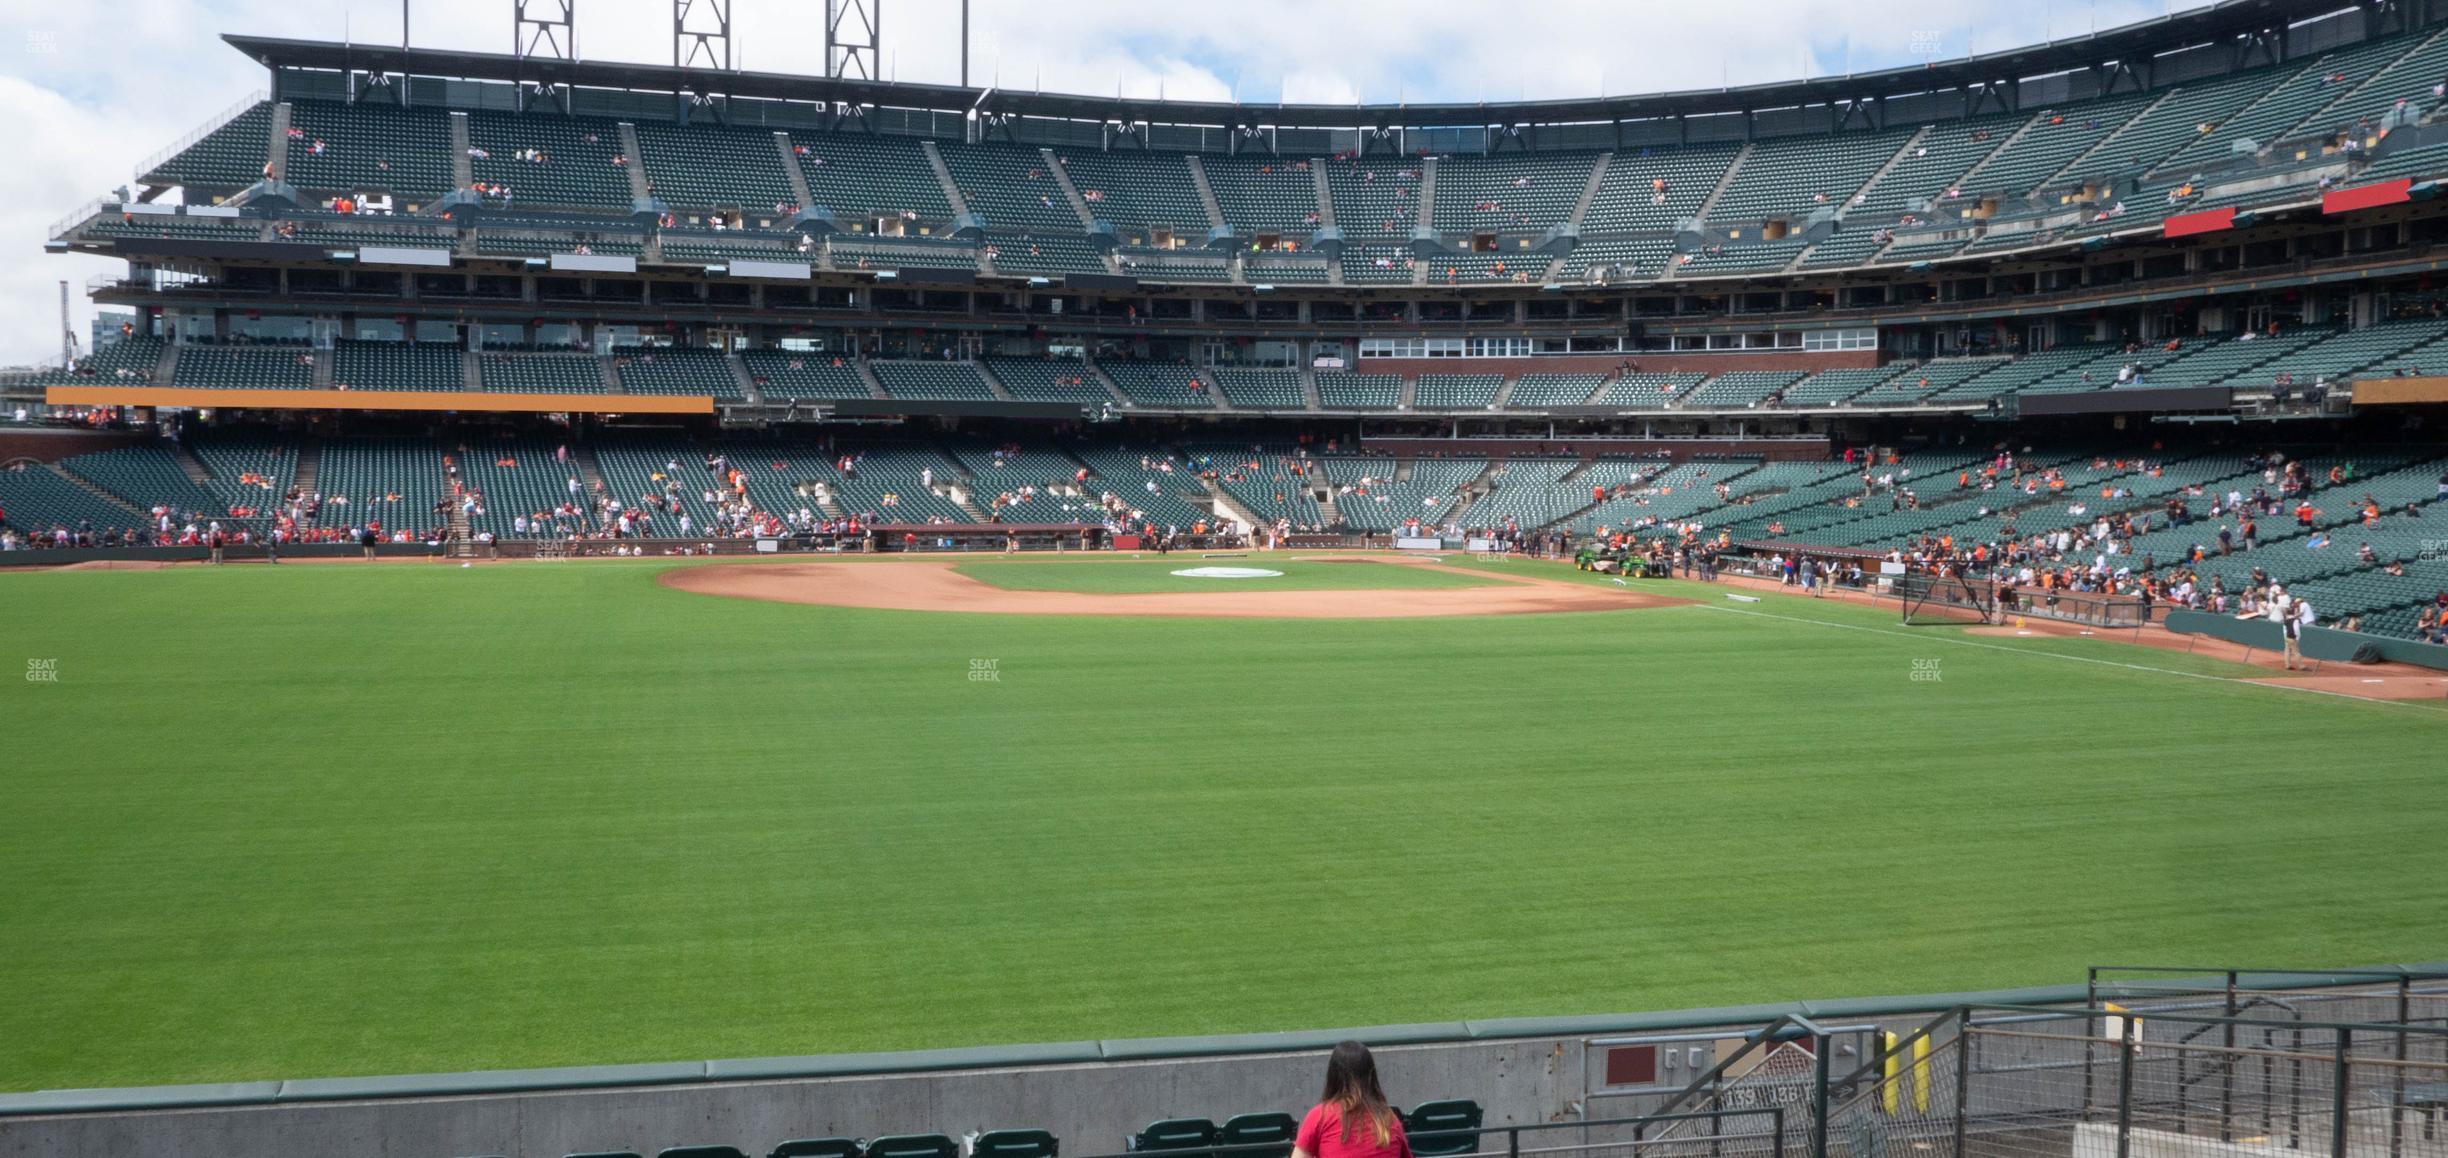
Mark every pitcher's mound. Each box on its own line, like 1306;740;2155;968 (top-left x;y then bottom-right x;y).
662;559;1684;619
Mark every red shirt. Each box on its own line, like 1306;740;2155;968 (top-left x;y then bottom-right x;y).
1297;1104;1408;1158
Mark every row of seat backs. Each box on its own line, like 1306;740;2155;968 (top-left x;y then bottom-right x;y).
500;1129;1059;1158
1128;1100;1483;1158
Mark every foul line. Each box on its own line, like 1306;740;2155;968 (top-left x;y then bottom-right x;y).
1680;600;2448;715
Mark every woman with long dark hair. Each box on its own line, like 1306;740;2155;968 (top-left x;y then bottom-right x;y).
1292;1041;1409;1158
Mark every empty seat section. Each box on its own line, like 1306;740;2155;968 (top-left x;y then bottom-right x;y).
1327;157;1423;241
1412;374;1504;410
1057;151;1211;233
987;233;1107;275
1115;249;1234;283
1103;362;1214;408
1680;371;1807;409
2163;37;2414;170
985;358;1111;403
1850;115;2024;216
1430;151;1599;233
57;446;224;518
481;351;606;394
740;351;870;400
1961;94;2153;198
1581;143;1742;233
464;112;633;210
612;346;740;398
1780;366;1907;406
870;361;997;400
791;131;954;220
1201;155;1321;236
1595;372;1703;407
831;238;979;270
1316;372;1401;409
173;343;315;389
1242;258;1333;283
332;340;462;391
145;101;272;192
1422;251;1540;283
1504;374;1605;408
633;122;798;214
1212;369;1306;410
943;143;1083;233
1709;128;1914;225
1556;237;1672;281
283;99;455;202
1342;246;1415;283
314;438;448;535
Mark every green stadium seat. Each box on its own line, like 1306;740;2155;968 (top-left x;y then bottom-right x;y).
1217;1113;1298;1158
1129;1118;1219;1153
659;1148;749;1158
864;1135;960;1158
769;1140;862;1158
1402;1100;1484;1157
972;1129;1059;1158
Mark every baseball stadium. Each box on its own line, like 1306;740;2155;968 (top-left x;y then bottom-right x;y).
4;1;2448;1155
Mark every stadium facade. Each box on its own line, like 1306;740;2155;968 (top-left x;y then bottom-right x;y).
7;0;2448;640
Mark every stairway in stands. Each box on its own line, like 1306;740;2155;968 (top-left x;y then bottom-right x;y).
291;439;321;500
571;443;611;517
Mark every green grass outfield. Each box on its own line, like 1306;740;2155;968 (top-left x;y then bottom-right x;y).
2;555;2442;1093
953;555;1502;592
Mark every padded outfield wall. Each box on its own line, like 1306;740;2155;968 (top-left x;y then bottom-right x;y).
5;971;2443;1158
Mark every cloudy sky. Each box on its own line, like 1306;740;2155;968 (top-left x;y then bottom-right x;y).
1;0;2221;367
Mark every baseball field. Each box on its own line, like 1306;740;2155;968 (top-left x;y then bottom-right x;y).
3;552;2442;1094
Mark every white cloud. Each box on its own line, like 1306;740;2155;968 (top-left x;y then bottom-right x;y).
2;0;2223;367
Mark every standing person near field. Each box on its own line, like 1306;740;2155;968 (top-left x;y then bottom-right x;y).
1295;1042;1411;1158
2269;583;2302;670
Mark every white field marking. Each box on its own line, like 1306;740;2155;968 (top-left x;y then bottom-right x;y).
1680;602;2448;714
1170;566;1284;579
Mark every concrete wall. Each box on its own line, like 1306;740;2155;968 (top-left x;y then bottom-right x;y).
0;1036;1596;1158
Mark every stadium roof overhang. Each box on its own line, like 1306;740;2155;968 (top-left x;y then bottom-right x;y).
225;0;2359;131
